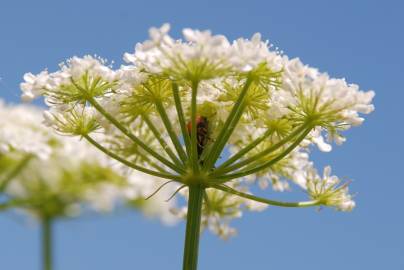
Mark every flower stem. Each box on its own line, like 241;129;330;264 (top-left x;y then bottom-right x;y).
212;184;321;208
142;114;184;168
172;82;192;157
83;134;181;181
154;99;188;164
190;80;200;173
41;217;53;270
87;94;183;173
182;184;204;270
214;127;313;181
0;154;33;191
202;77;253;171
212;123;310;176
72;78;184;174
0;198;29;211
213;129;274;172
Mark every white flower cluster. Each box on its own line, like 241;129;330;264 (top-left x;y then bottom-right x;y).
282;58;375;149
298;166;355;211
21;56;117;104
0;100;53;159
0;101;178;223
20;24;374;237
123;24;283;81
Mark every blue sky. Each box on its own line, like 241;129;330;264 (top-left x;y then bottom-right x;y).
1;0;403;269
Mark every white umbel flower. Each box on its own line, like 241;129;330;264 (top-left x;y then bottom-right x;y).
303;166;355;211
20;24;374;240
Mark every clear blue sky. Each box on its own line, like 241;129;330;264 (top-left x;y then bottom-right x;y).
1;0;403;269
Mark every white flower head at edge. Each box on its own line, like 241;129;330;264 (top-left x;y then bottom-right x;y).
0;101;179;223
296;165;355;211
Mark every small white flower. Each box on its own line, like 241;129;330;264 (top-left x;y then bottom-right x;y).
20;71;50;102
304;166;355;211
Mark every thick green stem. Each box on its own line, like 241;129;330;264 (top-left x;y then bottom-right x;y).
41;217;53;270
182;185;204;270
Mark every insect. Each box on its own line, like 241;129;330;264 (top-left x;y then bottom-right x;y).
187;115;209;158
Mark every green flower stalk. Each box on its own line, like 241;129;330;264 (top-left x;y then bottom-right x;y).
20;24;374;269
